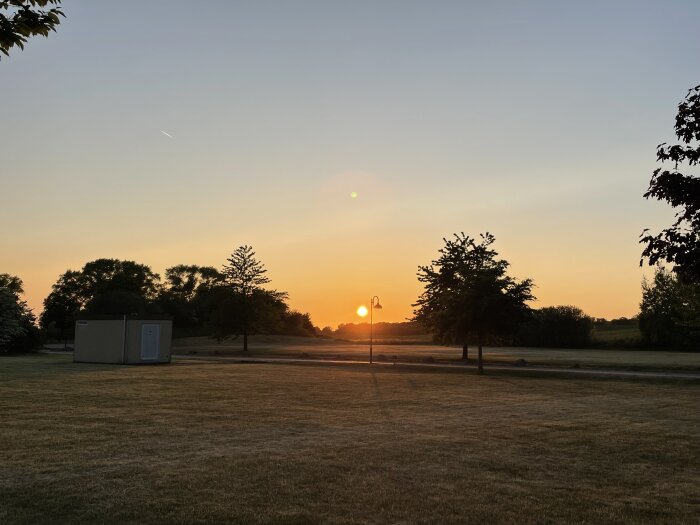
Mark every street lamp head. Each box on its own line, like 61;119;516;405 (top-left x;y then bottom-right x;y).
373;302;382;309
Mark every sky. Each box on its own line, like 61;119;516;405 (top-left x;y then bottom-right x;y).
2;1;700;328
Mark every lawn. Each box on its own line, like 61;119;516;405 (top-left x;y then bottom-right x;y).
172;335;700;371
2;354;700;524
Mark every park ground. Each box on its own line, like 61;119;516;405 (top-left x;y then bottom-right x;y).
172;335;700;372
2;353;700;524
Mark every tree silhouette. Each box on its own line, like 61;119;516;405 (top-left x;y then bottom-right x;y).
41;259;161;340
157;265;224;334
0;274;39;352
642;85;700;281
222;245;282;350
0;273;24;295
413;233;534;373
162;265;223;302
223;246;270;296
1;1;64;60
515;306;593;348
639;267;700;348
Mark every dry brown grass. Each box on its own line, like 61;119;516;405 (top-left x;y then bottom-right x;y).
2;354;699;524
173;335;700;371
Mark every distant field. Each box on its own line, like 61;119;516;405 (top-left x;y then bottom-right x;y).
172;335;700;371
348;333;435;344
2;354;699;524
591;323;643;346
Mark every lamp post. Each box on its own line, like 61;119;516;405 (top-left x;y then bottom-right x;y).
369;296;382;364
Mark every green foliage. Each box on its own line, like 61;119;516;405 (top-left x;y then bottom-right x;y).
40;259;161;339
163;265;223;302
0;274;40;352
639;267;700;349
281;311;317;337
0;273;24;295
515;306;593;348
642;85;700;281
223;245;270;295
212;246;289;348
413;233;534;368
0;1;64;59
38;254;317;343
157;265;225;334
205;286;288;343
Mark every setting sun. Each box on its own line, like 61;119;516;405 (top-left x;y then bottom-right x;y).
356;305;368;318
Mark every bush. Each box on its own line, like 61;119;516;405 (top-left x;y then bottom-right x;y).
515;306;593;348
639;268;700;350
0;276;41;353
280;311;316;337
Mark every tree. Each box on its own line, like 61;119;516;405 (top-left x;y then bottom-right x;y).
41;259;161;340
515;306;593;348
0;274;40;352
0;273;24;295
281;310;317;337
639;267;700;349
223;245;271;296
157;265;224;335
1;1;64;60
205;286;288;344
162;265;224;302
40;270;83;342
220;245;286;350
413;233;534;373
641;85;700;281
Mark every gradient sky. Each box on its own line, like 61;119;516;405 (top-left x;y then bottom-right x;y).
2;1;700;328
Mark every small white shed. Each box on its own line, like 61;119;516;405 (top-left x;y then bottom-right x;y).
74;316;172;364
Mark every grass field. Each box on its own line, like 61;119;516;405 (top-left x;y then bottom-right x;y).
2;354;700;524
172;335;700;371
591;323;643;347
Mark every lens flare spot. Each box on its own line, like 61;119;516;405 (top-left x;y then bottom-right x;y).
350;191;358;199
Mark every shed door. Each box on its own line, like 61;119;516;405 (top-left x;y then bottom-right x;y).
141;324;160;360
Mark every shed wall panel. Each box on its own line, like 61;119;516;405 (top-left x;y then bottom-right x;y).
74;320;125;363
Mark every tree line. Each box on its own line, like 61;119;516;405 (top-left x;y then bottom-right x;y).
37;245;316;350
1;239;697;356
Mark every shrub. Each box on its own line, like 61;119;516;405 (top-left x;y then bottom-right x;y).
515;306;593;348
0;276;41;353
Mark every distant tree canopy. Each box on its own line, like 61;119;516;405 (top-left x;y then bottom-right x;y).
515;306;593;348
0;1;64;60
639;267;700;349
39;253;317;344
156;265;224;334
40;259;161;339
642;85;700;282
0;273;23;295
413;233;534;372
281;311;317;337
0;273;40;352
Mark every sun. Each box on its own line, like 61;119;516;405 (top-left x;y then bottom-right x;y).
356;305;368;317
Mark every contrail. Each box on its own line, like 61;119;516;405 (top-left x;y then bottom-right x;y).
160;130;174;139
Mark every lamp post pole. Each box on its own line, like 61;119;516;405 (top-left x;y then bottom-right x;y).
369;296;381;364
370;298;373;364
